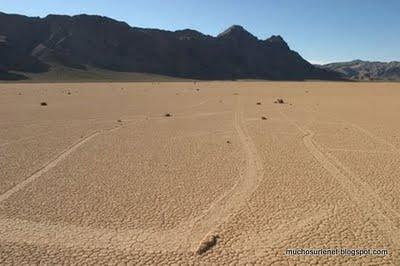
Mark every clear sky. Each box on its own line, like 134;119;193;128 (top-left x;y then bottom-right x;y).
1;0;399;64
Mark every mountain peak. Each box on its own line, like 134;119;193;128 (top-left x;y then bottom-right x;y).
266;35;284;42
217;25;256;40
265;35;289;49
224;25;246;32
174;29;206;40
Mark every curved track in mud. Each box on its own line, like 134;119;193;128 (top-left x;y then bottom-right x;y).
0;98;264;255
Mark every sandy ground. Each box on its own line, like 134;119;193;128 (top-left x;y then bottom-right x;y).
0;81;399;265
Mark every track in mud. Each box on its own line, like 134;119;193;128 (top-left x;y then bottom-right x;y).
0;99;264;255
278;107;400;263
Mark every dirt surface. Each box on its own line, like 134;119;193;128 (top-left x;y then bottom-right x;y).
0;81;399;264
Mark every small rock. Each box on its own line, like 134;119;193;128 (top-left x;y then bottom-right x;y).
196;234;220;255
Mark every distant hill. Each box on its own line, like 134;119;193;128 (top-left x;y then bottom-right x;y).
0;70;27;80
320;60;400;81
0;12;341;81
7;65;188;83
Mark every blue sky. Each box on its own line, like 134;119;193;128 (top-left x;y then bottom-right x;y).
1;0;399;64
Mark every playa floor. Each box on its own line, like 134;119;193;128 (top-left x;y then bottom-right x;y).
1;81;399;265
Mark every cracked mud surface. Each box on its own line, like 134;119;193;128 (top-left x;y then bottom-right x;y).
1;82;400;264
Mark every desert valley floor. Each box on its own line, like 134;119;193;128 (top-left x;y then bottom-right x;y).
0;81;399;265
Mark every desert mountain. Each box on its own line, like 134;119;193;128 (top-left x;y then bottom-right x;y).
0;12;341;81
320;60;400;81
